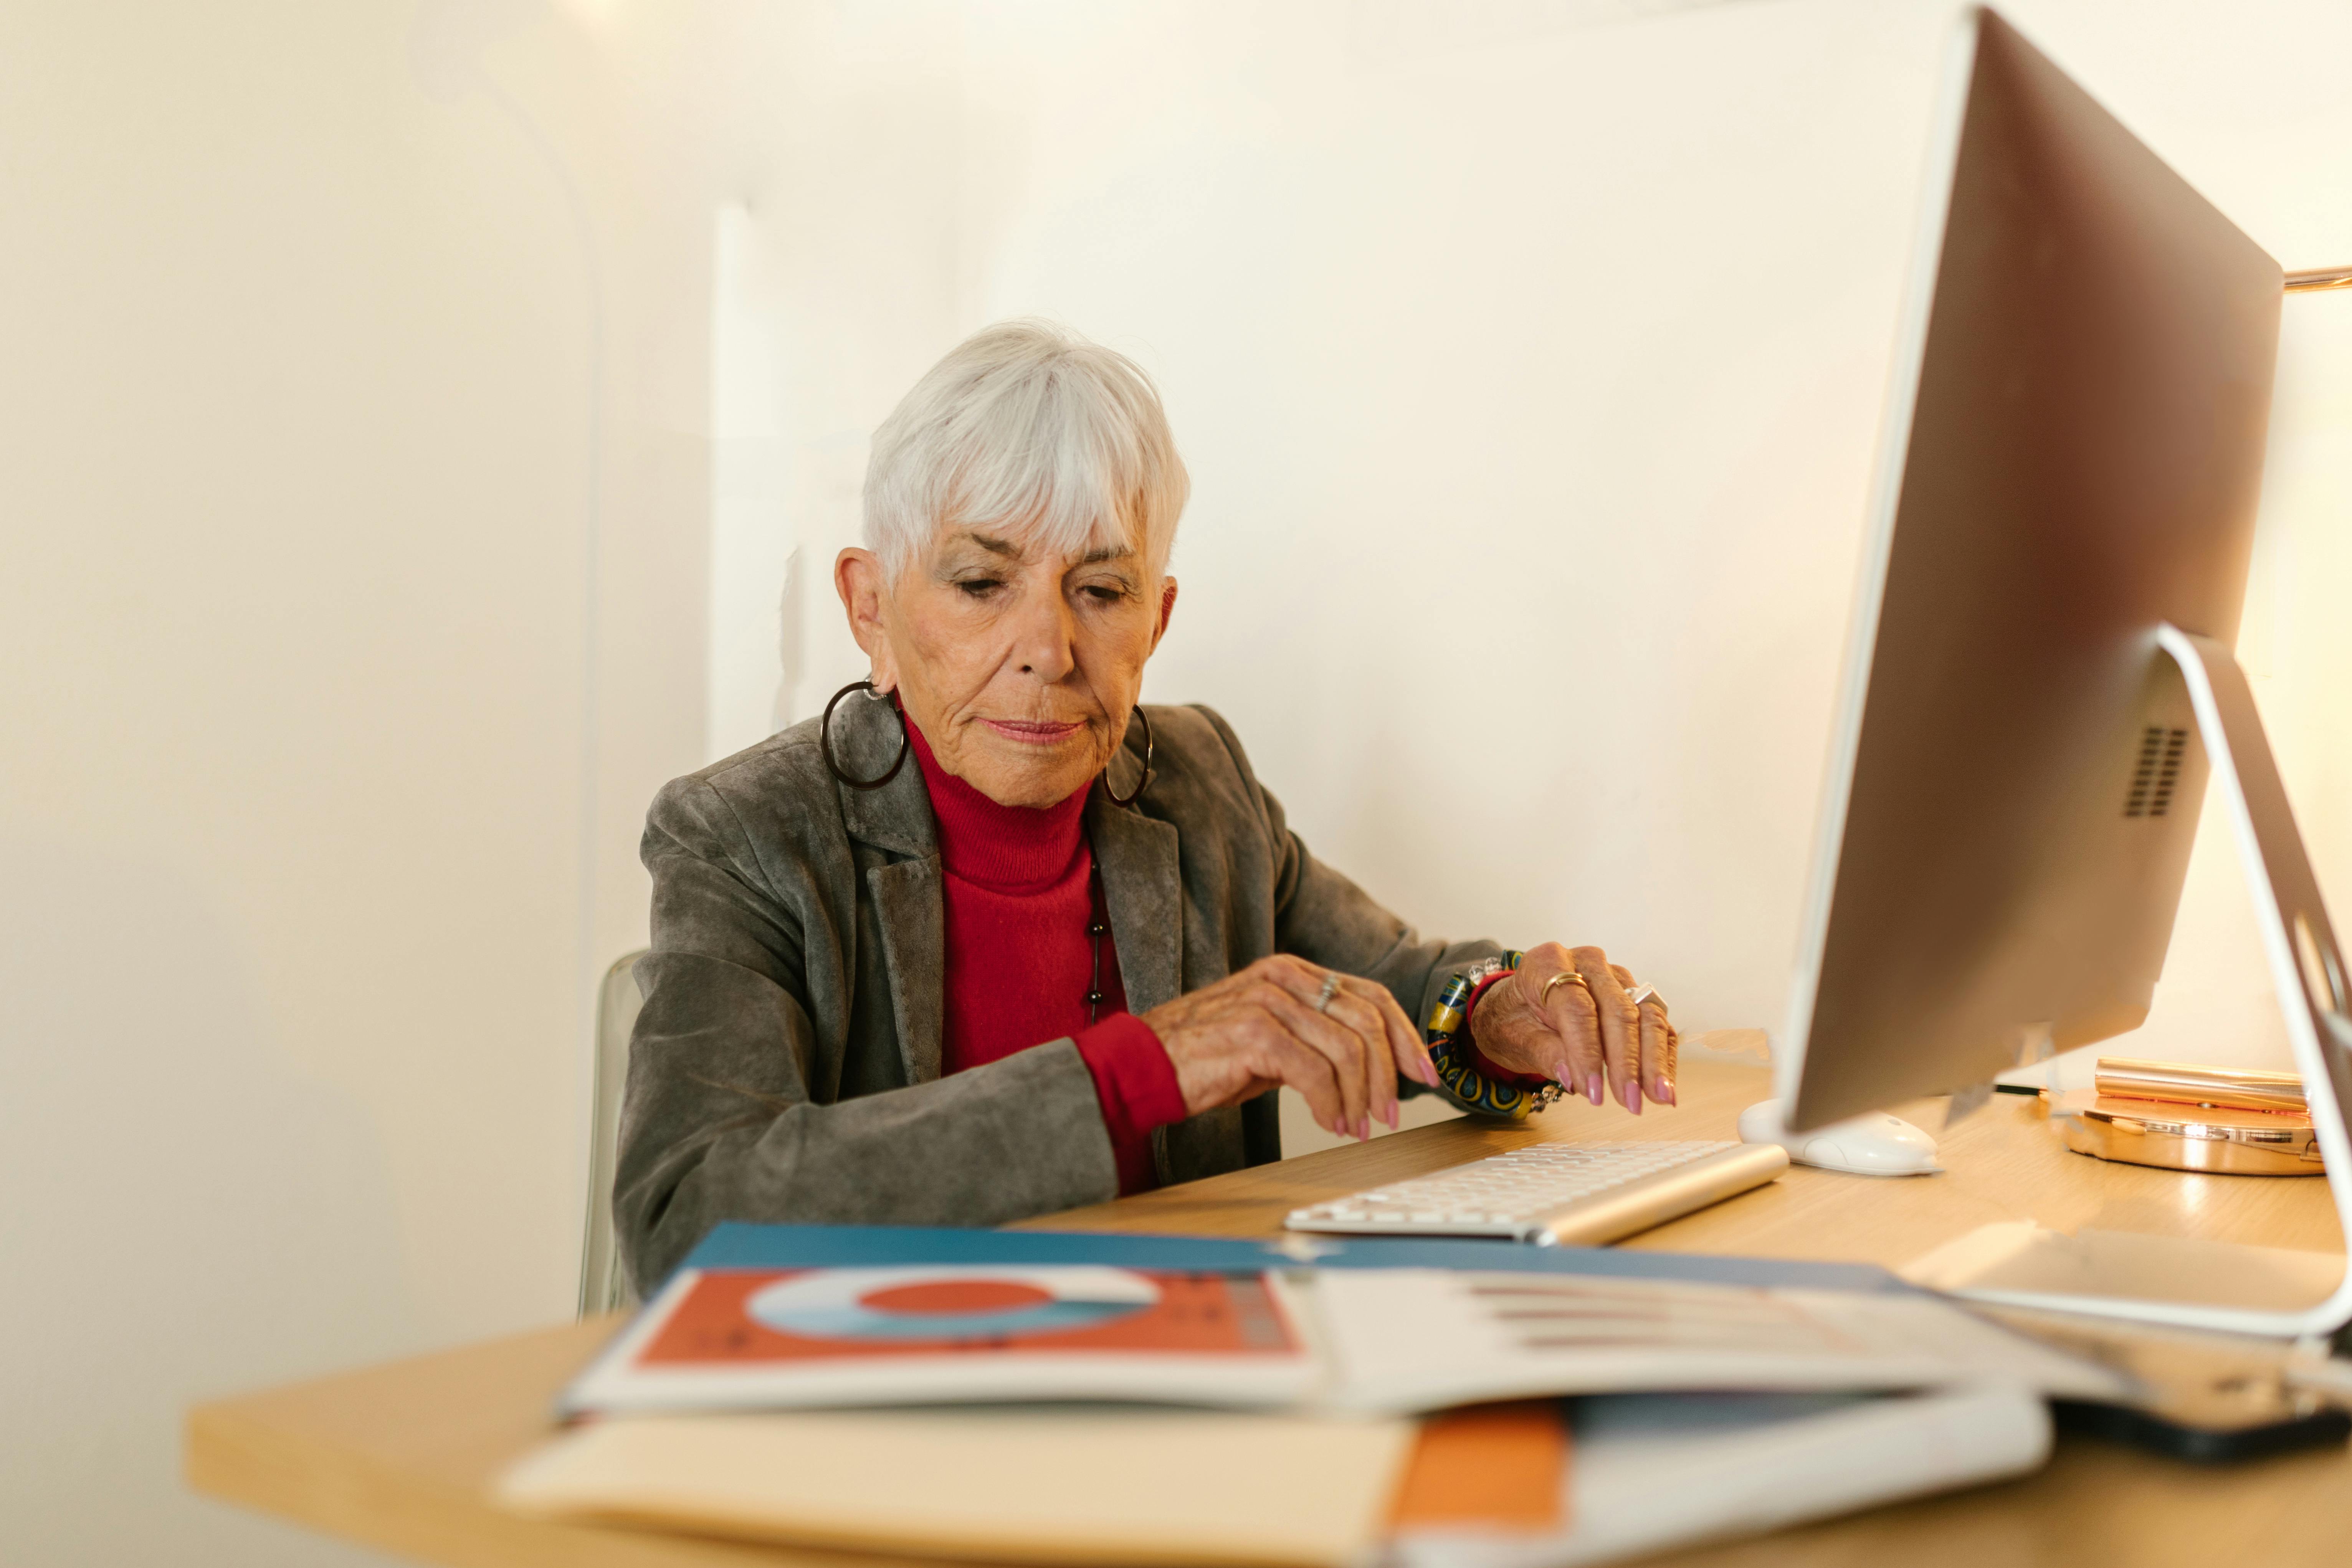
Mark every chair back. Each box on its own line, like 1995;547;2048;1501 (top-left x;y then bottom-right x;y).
578;949;646;1317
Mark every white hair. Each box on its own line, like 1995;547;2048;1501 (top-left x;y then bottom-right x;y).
861;320;1188;583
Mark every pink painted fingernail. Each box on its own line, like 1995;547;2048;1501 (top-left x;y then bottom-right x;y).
1623;1079;1643;1115
1421;1059;1441;1087
1585;1073;1605;1106
1385;1103;1400;1130
1653;1075;1677;1106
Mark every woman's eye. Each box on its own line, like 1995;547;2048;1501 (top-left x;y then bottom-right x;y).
1080;583;1128;605
955;577;1002;599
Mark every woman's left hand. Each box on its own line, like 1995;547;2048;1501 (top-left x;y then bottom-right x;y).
1466;943;1677;1113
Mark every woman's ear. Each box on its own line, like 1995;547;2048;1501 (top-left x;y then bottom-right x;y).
835;548;897;689
1151;577;1179;652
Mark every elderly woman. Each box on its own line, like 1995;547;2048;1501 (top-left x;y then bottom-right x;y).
616;321;1677;1293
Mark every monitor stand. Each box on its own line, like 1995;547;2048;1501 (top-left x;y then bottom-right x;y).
1907;624;2352;1340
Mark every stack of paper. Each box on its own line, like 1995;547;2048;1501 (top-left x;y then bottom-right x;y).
501;1389;2054;1568
558;1261;2125;1418
498;1226;2109;1567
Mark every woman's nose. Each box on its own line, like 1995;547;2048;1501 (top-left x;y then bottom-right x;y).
1010;589;1076;681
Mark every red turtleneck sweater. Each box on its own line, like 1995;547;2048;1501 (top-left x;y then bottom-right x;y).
908;721;1189;1194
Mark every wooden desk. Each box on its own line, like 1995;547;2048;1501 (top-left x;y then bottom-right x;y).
187;1058;2352;1568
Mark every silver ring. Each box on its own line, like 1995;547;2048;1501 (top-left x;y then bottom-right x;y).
1626;983;1659;1008
1314;973;1342;1013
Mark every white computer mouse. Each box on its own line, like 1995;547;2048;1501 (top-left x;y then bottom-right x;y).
1737;1099;1943;1176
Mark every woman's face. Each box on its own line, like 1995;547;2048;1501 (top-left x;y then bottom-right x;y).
836;525;1177;809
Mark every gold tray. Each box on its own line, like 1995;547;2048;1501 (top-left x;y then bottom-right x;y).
2056;1095;2325;1176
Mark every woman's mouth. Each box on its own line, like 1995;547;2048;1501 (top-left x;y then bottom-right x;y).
978;718;1086;745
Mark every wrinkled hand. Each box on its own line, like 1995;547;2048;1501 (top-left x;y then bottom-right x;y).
1142;956;1440;1142
1468;943;1677;1112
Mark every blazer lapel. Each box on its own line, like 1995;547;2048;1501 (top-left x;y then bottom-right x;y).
868;858;944;1084
835;696;935;861
834;695;944;1084
1089;792;1183;1013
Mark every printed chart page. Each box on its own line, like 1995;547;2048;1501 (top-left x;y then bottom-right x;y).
564;1264;1317;1415
1313;1270;2126;1413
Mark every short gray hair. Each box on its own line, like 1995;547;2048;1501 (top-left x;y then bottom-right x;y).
862;320;1189;582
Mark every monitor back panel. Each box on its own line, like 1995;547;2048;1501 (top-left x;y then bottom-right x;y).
1784;10;2282;1130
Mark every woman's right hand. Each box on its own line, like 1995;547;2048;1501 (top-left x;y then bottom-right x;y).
1141;956;1438;1142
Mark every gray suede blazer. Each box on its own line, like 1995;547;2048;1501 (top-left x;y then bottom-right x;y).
615;697;1501;1294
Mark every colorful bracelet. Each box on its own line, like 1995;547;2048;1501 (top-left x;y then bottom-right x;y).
1423;951;1567;1120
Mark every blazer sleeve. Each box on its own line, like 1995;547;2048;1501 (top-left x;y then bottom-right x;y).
612;775;1119;1297
1190;706;1507;1110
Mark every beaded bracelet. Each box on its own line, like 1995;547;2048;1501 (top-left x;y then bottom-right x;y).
1423;950;1568;1120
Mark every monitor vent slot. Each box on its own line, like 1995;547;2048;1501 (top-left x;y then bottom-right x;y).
2125;726;2190;818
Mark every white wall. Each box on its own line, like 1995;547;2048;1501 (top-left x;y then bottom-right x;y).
0;2;708;1561
708;0;2352;1104
8;4;2352;1565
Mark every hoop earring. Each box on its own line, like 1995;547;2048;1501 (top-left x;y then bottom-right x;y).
821;680;911;790
1103;705;1154;808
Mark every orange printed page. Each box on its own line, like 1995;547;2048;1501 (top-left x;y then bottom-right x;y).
1387;1402;1569;1533
636;1266;1301;1366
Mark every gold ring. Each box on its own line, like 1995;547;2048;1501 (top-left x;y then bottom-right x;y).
1538;971;1590;1008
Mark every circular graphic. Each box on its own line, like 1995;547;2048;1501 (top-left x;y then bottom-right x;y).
859;1279;1056;1315
747;1265;1160;1341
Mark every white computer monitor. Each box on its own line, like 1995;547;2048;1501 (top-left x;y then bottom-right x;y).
1775;8;2352;1336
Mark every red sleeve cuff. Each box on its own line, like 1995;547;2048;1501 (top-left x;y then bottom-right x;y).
1075;1013;1188;1195
1461;970;1553;1089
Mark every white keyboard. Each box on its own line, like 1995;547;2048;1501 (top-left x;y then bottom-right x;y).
1284;1140;1790;1246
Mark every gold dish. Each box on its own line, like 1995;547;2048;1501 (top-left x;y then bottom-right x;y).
2055;1095;2324;1176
